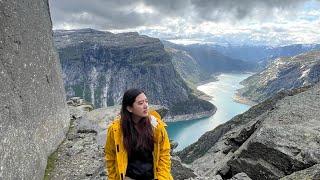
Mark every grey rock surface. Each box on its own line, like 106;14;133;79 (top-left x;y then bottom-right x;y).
228;173;252;180
0;0;70;179
47;105;120;179
186;175;223;180
228;84;320;179
171;155;197;180
280;164;320;180
69;106;86;119
178;84;320;180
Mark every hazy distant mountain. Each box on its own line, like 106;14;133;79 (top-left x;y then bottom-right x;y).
163;41;258;77
238;50;320;102
53;29;215;118
209;44;320;63
204;44;270;63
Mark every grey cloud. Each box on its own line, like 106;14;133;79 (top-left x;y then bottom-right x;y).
50;0;311;30
142;0;190;16
49;0;158;29
190;0;307;21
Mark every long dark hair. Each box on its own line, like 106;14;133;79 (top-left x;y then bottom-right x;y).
120;88;154;153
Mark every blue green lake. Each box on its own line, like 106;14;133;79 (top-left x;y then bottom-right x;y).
166;73;253;151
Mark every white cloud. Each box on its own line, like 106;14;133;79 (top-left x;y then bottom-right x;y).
133;3;156;14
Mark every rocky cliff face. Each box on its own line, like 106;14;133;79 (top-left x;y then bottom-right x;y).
0;1;70;179
166;47;202;87
239;50;320;103
54;29;215;118
177;84;320;179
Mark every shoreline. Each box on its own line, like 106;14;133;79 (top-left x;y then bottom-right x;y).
195;74;219;87
232;92;257;106
163;108;217;122
165;72;256;122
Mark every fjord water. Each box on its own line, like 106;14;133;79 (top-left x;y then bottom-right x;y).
166;73;253;151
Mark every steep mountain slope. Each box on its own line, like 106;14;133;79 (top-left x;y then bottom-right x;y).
54;29;215;118
177;84;320;179
165;47;202;88
238;50;320;102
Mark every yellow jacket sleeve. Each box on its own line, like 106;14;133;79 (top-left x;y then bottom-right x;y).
105;125;117;180
157;127;173;180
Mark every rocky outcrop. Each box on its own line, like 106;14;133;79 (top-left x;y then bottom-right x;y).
177;84;320;179
0;1;70;179
45;105;107;180
54;29;215;118
239;50;320;103
67;97;94;116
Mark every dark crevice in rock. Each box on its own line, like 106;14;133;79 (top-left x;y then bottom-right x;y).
228;157;283;180
46;74;50;85
218;169;233;180
77;129;98;134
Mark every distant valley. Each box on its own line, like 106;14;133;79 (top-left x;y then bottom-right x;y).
54;29;320;119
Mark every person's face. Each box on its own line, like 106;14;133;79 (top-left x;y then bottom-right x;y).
127;93;149;119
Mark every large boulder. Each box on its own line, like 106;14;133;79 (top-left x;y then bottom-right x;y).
280;164;320;180
0;0;69;179
228;84;320;179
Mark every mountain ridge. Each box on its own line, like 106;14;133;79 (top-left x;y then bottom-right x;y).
163;41;258;77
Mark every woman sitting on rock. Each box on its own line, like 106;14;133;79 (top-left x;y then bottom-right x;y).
105;88;173;180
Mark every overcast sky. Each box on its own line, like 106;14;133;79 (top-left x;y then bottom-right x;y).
49;0;320;46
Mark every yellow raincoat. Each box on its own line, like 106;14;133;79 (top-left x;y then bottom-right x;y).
105;110;173;180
